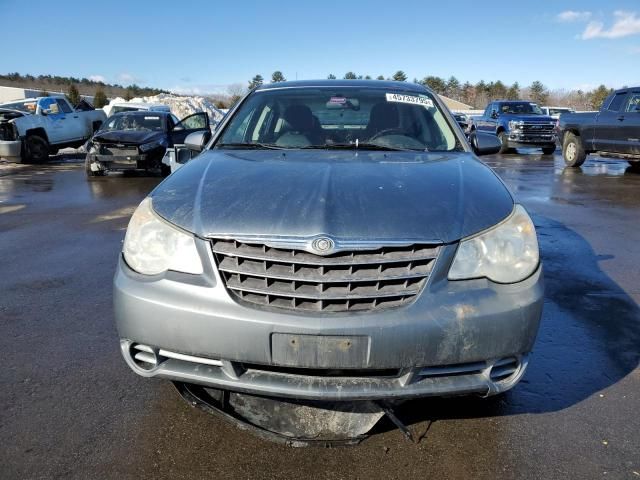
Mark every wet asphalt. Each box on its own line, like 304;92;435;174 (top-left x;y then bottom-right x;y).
0;151;639;479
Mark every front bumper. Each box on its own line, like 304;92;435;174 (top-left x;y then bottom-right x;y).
114;241;544;400
0;140;22;162
507;132;556;147
87;152;155;171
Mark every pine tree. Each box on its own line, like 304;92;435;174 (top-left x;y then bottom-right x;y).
392;70;407;82
343;72;357;80
66;84;81;107
589;85;613;110
474;81;488;108
248;74;264;90
421;76;446;95
445;76;461;100
490;80;507;101
506;82;520;100
327;74;337;79
529;81;549;105
364;75;372;80
376;75;385;80
271;71;286;83
93;88;108;108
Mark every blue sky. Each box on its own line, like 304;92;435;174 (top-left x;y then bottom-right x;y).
2;0;640;94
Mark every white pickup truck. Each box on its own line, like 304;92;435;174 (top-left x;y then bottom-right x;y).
0;96;106;162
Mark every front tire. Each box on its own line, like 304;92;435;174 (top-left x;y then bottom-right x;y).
84;155;105;178
498;132;511;154
23;135;50;163
542;145;556;155
562;132;587;167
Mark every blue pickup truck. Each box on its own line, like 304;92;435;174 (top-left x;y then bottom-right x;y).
475;101;557;155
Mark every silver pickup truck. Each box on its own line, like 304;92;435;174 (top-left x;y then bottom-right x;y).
0;96;106;162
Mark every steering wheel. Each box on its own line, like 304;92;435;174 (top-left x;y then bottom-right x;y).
369;128;407;141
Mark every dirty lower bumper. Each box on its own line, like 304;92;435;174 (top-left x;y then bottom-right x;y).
507;133;557;147
87;153;153;171
0;140;22;162
114;242;544;400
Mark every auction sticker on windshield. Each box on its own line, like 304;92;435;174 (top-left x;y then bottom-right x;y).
386;93;434;108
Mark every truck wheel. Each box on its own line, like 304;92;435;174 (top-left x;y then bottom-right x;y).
498;132;511;154
562;133;587;167
84;155;105;177
542;145;556;155
24;135;50;163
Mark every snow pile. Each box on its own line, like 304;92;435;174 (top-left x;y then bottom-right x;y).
105;93;226;124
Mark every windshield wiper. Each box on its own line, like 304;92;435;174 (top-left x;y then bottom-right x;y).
217;142;286;150
302;143;422;152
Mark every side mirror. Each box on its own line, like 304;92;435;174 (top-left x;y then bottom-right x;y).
40;109;48;116
184;131;209;152
490;111;499;119
470;132;502;156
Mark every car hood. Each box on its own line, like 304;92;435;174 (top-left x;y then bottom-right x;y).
92;130;164;145
500;114;555;123
150;150;514;244
0;108;27;119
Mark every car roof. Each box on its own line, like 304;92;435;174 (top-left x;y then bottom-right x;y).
110;111;169;117
110;102;169;108
255;79;430;93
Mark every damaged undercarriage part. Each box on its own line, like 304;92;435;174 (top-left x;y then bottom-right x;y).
174;382;423;446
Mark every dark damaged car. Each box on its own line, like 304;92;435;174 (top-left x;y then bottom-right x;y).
114;80;544;442
85;111;210;177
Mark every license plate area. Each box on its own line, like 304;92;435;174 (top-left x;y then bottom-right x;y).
271;334;370;369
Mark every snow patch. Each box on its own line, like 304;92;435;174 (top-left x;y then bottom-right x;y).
105;93;226;125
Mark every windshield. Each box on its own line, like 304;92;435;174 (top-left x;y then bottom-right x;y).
499;102;543;115
216;87;459;151
100;113;166;132
0;100;37;113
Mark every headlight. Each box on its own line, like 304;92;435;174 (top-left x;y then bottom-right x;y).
123;198;203;275
508;120;523;130
448;205;539;284
139;140;165;153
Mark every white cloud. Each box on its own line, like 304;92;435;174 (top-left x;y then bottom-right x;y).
581;11;640;39
88;75;106;83
557;10;592;23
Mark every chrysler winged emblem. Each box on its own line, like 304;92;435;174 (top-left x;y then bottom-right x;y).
310;236;335;255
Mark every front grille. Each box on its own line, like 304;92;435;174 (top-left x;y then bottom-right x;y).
240;363;401;378
99;144;139;156
211;239;440;313
521;123;555;134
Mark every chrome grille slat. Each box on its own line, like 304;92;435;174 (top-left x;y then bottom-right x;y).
217;256;433;282
225;275;424;299
212;239;439;265
212;239;440;313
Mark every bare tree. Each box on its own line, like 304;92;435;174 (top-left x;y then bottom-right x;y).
227;83;247;106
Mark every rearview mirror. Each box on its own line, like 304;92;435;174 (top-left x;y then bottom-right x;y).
470;132;502;156
184;131;209;152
